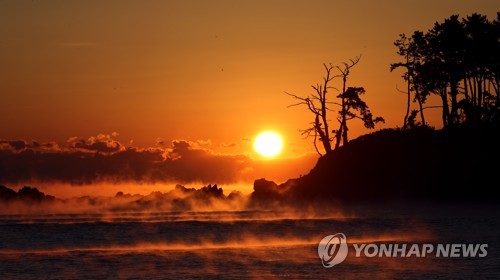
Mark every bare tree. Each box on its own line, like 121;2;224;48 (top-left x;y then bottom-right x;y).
286;63;336;155
287;56;384;155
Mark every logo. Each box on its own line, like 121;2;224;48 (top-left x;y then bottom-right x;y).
317;233;348;268
318;233;489;268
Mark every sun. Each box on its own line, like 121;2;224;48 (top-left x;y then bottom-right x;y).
254;132;283;158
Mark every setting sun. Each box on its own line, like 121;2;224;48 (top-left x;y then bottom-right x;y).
254;132;283;158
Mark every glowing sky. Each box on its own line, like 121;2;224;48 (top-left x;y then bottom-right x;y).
0;0;498;159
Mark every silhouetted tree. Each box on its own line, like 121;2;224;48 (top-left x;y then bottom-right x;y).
287;56;384;155
391;32;429;128
333;57;384;148
392;13;500;127
286;63;336;155
494;13;500;104
461;13;500;122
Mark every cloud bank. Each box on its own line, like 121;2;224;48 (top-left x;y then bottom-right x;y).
0;134;317;186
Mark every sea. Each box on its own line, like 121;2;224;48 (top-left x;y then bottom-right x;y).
0;206;499;279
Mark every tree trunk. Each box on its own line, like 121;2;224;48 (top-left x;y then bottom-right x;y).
472;77;477;108
449;82;458;126
416;89;426;126
334;124;342;149
315;115;331;154
441;86;449;127
342;120;348;146
494;78;500;108
403;55;411;128
478;76;483;111
463;77;469;102
321;92;331;152
336;77;348;149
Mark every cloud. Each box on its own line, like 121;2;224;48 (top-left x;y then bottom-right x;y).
0;140;29;151
220;142;237;148
162;140;252;183
66;133;125;154
0;134;317;186
155;138;165;146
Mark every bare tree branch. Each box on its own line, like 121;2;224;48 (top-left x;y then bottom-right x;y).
395;84;409;95
421;105;443;111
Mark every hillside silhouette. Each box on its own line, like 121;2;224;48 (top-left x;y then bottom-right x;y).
251;122;500;206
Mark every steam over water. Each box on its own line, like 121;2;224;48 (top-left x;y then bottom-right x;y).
0;210;499;279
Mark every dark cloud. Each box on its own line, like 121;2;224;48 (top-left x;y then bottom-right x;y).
155;138;165;146
220;142;237;148
162;140;252;183
67;134;124;154
0;134;317;186
0;140;29;151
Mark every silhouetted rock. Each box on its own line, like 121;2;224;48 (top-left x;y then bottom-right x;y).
18;186;46;202
254;179;278;194
190;184;225;206
227;191;243;201
113;191;140;200
0;185;17;201
249;178;285;207
197;184;224;198
129;184;228;211
0;185;56;204
0;183;245;213
174;184;196;194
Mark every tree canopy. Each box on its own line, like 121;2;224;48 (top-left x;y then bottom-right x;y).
392;13;500;128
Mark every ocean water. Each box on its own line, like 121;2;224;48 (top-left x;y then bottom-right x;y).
0;208;499;279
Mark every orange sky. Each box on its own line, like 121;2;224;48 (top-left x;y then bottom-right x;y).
0;1;498;160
